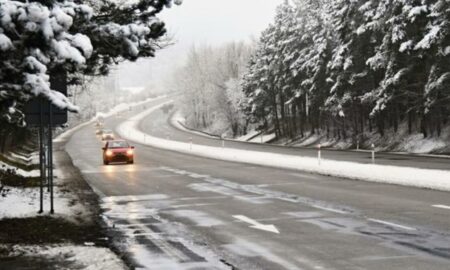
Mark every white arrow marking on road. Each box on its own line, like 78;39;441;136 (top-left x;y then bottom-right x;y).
233;215;280;234
433;204;450;210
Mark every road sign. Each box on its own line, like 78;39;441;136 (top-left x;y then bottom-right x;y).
24;72;68;126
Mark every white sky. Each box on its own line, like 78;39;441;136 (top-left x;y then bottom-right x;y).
119;0;282;89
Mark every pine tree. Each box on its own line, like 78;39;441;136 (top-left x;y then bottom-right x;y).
0;0;182;125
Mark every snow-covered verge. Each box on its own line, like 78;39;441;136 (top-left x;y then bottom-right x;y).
0;161;39;178
288;124;450;155
54;95;168;143
118;102;450;192
170;111;220;139
236;130;260;142
7;244;126;270
171;110;276;143
0;138;127;270
247;133;277;144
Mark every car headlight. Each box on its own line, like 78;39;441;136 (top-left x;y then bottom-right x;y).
126;149;134;156
106;150;113;156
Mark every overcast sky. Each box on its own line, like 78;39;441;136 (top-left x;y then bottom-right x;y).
118;0;283;89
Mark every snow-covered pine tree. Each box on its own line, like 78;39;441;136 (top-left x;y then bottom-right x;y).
0;0;182;125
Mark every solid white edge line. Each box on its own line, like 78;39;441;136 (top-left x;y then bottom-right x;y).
432;204;450;210
368;218;417;231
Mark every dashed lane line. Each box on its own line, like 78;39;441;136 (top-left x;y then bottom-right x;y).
368;218;417;231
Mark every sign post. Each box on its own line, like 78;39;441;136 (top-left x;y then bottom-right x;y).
24;72;68;214
38;97;44;214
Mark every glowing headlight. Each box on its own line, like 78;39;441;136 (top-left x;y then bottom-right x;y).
126;149;134;156
106;150;113;156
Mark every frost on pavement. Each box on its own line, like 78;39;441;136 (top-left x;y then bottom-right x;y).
101;194;232;270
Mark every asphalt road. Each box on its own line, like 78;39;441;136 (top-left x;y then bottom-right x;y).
65;98;450;270
141;109;450;171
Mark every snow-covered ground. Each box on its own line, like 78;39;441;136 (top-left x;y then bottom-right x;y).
117;102;450;192
9;244;127;270
171;111;219;139
54;95;168;143
291;124;450;154
247;133;277;143
0;161;39;178
236;130;260;141
171;110;277;143
0;186;84;220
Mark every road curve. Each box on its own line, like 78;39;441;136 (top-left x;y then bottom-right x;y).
65;97;450;270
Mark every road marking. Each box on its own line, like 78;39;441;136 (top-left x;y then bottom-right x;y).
432;204;450;210
233;215;280;234
368;218;417;231
312;205;348;215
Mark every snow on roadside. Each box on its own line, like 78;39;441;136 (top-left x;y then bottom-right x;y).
54;95;168;143
171;110;275;143
170;111;219;139
117;102;450;192
0;185;86;220
248;133;276;143
236;130;260;142
10;244;126;270
0;161;39;178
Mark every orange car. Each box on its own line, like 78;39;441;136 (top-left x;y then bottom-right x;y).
102;140;135;165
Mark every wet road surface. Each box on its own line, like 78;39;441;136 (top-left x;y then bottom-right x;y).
65;98;450;269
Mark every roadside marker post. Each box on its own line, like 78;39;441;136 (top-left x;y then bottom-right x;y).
318;144;322;165
371;144;375;164
48;101;54;214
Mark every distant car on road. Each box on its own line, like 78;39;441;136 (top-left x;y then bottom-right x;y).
101;129;115;141
95;121;103;128
102;140;135;165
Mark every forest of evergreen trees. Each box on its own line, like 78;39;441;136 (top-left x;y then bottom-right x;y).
242;0;449;143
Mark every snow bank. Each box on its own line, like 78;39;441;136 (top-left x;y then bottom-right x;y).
117;102;450;192
170;111;219;139
0;186;84;219
236;130;260;142
54;95;167;142
248;133;276;143
11;245;126;270
0;161;39;178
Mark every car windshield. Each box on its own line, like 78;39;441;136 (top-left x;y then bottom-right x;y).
108;141;128;148
103;129;113;134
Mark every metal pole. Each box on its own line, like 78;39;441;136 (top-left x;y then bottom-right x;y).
371;144;375;164
38;97;44;214
318;144;322;165
48;101;54;214
46;127;50;192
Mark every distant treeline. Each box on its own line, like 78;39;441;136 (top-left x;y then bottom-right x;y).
242;0;449;141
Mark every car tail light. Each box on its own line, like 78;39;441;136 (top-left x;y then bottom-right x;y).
106;150;113;156
127;149;134;156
